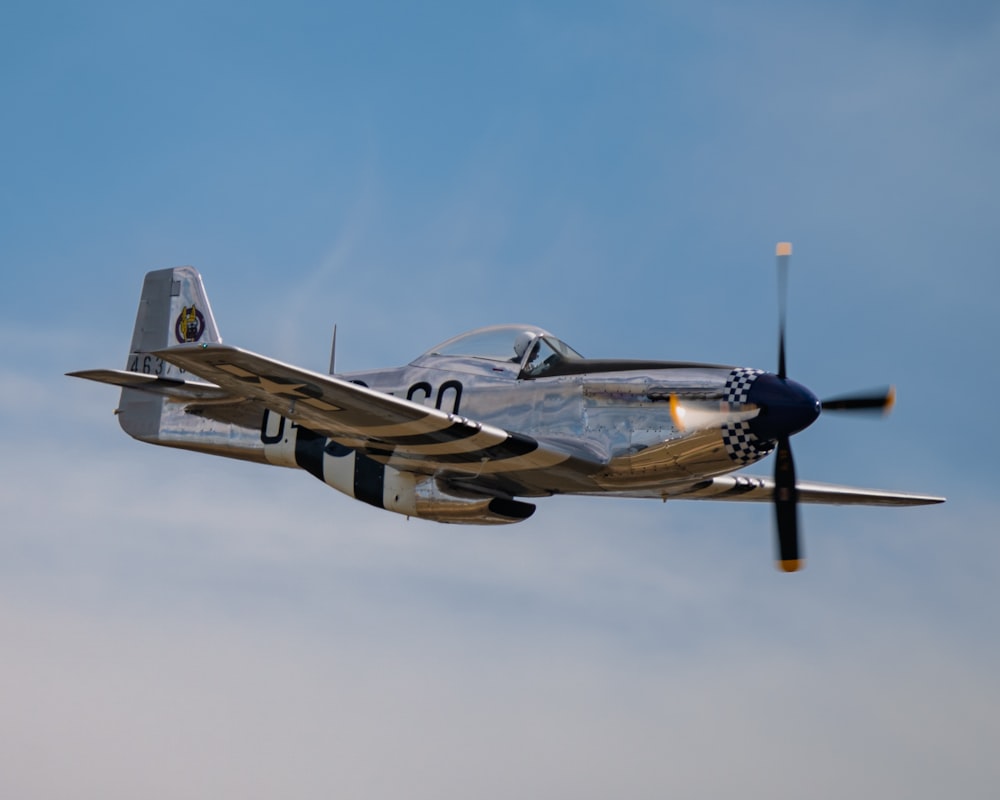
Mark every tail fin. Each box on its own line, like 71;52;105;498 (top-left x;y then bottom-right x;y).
125;266;222;376
118;267;222;441
70;267;265;463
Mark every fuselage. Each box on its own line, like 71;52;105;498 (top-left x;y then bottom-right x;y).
331;324;779;496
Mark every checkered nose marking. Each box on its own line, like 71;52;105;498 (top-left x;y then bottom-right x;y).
721;368;775;465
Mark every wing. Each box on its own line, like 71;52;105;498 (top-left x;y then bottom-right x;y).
153;343;603;485
595;474;945;506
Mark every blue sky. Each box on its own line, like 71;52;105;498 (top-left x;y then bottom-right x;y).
2;2;998;797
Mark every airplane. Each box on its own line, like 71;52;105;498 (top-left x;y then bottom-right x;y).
69;244;944;572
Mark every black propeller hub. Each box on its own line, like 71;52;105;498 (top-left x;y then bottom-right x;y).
746;373;821;442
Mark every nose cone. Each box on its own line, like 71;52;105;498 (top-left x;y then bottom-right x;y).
746;373;821;442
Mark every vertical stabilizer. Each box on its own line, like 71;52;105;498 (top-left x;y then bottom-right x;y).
70;266;264;463
126;266;221;377
118;267;223;441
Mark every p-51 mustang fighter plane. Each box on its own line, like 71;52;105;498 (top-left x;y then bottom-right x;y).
70;245;943;571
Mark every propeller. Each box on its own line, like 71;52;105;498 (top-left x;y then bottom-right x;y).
774;436;801;571
821;387;896;414
776;241;791;380
772;242;804;571
762;242;894;572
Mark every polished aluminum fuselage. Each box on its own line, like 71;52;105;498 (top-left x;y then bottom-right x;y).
340;351;749;496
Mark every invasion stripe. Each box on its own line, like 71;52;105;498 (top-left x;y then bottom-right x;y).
390;430;504;457
376;433;538;465
354;454;386;509
294;425;327;481
359;415;457;438
373;421;481;448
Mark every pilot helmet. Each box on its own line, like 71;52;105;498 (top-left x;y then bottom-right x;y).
513;330;537;360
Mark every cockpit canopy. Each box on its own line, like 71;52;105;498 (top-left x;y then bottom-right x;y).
423;324;584;377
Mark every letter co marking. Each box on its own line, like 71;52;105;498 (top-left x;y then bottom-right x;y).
406;380;462;414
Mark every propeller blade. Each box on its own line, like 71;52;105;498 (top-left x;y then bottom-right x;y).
669;394;759;432
821;386;896;415
773;435;804;572
776;242;792;379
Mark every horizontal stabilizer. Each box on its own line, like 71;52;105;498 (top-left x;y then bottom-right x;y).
67;369;235;402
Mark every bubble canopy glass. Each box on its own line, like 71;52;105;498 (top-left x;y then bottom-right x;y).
425;324;584;363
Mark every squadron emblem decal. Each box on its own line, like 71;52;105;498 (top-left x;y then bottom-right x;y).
175;306;206;343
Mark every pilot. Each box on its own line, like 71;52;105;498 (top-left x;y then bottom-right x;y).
513;330;535;360
513;330;541;371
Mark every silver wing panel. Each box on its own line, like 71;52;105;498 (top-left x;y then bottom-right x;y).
591;474;945;506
